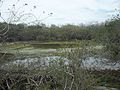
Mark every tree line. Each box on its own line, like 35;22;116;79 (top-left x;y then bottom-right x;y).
0;23;98;42
0;17;119;44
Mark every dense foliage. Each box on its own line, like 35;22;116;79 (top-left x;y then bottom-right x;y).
0;23;94;42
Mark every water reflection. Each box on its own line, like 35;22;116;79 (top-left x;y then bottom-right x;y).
2;56;120;70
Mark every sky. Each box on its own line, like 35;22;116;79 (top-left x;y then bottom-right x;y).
0;0;120;25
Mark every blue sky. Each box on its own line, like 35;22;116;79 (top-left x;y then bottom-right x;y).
0;0;119;25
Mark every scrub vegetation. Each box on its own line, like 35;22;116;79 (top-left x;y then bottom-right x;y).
0;1;120;90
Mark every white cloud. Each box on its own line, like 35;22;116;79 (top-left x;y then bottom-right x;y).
0;0;119;25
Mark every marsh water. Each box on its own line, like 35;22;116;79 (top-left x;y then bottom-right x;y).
0;42;120;70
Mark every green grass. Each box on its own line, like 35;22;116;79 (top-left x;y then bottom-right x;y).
0;40;103;58
6;40;99;49
6;41;78;49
